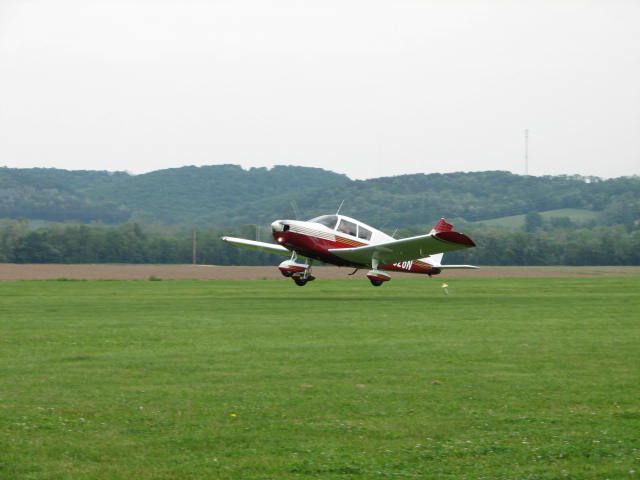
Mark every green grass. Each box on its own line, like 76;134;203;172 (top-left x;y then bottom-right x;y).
1;277;639;479
475;209;600;229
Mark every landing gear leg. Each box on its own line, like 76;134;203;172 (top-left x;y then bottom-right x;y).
303;259;314;280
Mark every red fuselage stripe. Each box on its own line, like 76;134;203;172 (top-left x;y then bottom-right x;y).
273;230;435;274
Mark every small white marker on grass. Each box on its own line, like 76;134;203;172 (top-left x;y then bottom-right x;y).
442;283;449;295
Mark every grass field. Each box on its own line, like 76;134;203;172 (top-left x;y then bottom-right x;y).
1;277;639;479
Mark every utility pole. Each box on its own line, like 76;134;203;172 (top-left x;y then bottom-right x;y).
192;230;197;265
524;129;529;176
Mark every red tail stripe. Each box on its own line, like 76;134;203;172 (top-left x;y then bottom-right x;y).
433;218;453;233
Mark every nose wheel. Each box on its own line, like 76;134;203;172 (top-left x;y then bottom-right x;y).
291;259;314;286
366;258;391;287
293;276;308;286
292;273;316;286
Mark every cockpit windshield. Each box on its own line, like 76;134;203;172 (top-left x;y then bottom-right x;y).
308;215;338;229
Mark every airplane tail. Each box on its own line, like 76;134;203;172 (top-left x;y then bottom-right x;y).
426;251;478;270
425;218;478;270
430;218;453;234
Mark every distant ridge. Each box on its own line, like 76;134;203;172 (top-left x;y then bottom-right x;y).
1;165;638;228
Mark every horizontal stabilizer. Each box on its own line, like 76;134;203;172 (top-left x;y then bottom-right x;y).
434;264;479;269
221;236;290;256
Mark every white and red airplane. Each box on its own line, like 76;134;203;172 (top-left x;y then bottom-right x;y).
222;214;477;286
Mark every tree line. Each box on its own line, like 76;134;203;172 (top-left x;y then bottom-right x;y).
445;226;640;266
0;221;280;265
1;220;638;266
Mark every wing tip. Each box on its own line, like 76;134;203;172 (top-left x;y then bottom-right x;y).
435;231;476;247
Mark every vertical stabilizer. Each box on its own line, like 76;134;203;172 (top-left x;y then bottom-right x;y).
430;218;453;234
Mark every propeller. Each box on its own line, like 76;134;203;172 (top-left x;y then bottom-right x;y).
290;200;299;220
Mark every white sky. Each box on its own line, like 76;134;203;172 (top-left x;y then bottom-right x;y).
1;0;639;179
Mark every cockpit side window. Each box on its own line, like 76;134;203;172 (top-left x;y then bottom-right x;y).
308;215;338;229
337;219;357;237
358;226;372;241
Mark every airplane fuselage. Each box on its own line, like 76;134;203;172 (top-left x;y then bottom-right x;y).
271;215;439;275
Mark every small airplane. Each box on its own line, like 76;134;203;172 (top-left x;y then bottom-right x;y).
222;214;477;286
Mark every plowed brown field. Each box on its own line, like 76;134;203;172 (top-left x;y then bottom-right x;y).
0;264;637;281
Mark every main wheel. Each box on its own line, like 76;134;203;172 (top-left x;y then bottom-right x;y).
293;277;308;286
369;278;384;287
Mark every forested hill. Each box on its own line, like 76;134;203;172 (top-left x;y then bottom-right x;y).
0;165;348;226
1;165;639;229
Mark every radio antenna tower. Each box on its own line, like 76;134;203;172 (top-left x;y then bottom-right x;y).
524;129;529;176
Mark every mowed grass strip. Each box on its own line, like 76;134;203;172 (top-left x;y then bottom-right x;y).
0;277;639;479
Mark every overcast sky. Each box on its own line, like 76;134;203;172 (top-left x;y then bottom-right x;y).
1;0;639;179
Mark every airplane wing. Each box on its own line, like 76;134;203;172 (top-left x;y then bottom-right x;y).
221;236;291;256
329;231;475;266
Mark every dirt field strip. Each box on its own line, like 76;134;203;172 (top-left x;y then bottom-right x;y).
0;264;638;281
